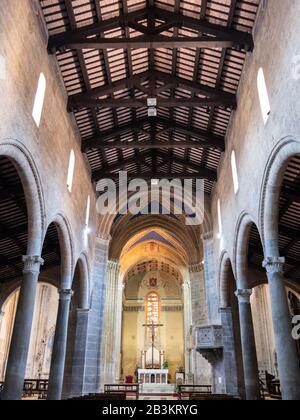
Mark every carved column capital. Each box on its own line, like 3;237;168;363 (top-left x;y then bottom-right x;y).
263;257;285;274
22;255;44;274
107;261;120;279
201;231;213;241
235;289;252;304
189;262;204;273
59;289;74;301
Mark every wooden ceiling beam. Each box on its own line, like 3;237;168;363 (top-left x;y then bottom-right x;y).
81;117;224;152
68;70;236;111
48;6;253;53
49;35;244;51
93;172;212;180
72;96;234;109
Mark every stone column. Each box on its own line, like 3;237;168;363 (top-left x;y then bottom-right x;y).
101;261;121;387
82;235;110;395
47;288;73;400
182;278;193;382
63;308;89;399
2;256;44;400
235;289;260;400
202;233;220;324
263;257;300;400
114;278;124;382
220;307;239;396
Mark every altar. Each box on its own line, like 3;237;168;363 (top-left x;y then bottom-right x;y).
138;369;169;384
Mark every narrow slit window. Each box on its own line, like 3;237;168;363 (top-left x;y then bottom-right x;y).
257;68;271;124
67;150;75;193
231;150;239;194
85;196;91;227
217;199;223;237
32;73;46;127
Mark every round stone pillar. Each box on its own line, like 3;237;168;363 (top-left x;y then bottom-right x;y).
2;256;44;400
47;288;73;400
101;261;121;386
263;257;300;400
235;289;260;400
182;278;192;381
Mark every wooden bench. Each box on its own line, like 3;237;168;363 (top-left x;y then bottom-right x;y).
70;393;126;400
190;393;239;401
178;385;212;400
104;384;139;400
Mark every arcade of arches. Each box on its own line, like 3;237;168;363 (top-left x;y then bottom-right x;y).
0;0;300;401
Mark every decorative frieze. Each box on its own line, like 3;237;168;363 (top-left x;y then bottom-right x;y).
123;306;144;312
189;262;204;273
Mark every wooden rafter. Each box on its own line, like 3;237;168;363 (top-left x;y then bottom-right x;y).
48;6;253;53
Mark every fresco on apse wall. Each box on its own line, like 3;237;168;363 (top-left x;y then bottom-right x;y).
121;262;184;383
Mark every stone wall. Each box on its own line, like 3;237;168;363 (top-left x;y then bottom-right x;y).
0;0;98;270
211;0;300;274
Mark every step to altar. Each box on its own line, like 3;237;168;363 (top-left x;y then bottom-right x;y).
140;384;176;394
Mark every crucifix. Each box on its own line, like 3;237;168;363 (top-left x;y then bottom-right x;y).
143;320;164;369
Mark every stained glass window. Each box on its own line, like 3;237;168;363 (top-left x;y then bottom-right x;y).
145;292;160;341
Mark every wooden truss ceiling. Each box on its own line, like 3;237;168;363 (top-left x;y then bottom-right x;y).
40;0;260;194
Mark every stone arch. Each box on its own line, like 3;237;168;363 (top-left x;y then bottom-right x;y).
97;188;213;242
72;253;90;309
109;215;201;265
234;211;263;289
44;213;74;287
0;274;59;311
287;287;300;301
219;251;236;308
259;137;300;256
0;283;21;312
0;139;45;255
